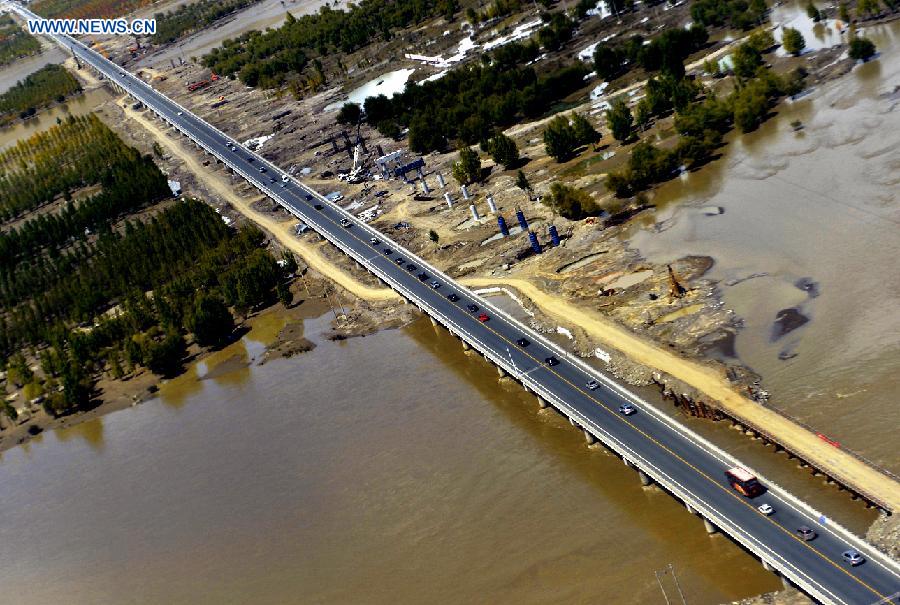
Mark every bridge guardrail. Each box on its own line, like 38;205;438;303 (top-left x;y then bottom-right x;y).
16;10;897;600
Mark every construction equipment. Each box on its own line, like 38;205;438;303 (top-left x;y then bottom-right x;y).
667;264;687;302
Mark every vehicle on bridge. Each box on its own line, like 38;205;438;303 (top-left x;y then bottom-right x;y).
726;467;765;497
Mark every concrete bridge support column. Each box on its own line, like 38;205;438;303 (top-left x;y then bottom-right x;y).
536;396;548;409
686;503;695;514
762;561;774;572
780;575;791;590
638;471;652;487
461;341;471;351
430;317;438;327
703;518;717;534
583;430;595;444
497;366;506;378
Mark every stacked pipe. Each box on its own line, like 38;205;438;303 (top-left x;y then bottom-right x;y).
528;231;542;254
498;215;509;236
515;207;528;231
548;225;561;247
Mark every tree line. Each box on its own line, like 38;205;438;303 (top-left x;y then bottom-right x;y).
0;114;144;223
0;64;82;126
604;38;807;197
202;0;447;88
357;42;589;153
0;15;42;68
151;0;264;44
31;0;152;19
1;199;293;415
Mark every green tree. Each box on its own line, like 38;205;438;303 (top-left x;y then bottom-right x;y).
144;331;186;376
543;114;579;162
542;183;596;219
571;113;601;145
635;98;653;130
805;0;822;20
276;282;292;307
452;146;482;185
839;2;850;21
606;99;635;143
186;293;234;347
747;30;775;53
782;27;805;55
515;170;532;195
593;43;625;80
733;41;764;79
848;36;876;61
487;133;519;169
336;102;361;125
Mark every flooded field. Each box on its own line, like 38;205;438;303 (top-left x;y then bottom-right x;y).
626;20;900;473
0;312;796;605
0;87;113;150
0;45;68;94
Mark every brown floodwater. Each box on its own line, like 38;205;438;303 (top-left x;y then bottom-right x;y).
0;87;113;150
626;19;900;474
0;311;801;604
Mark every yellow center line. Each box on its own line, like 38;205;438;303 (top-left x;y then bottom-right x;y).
295;180;889;599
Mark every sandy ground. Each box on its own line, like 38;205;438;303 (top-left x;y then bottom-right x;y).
120;100;399;303
461;276;900;513
104;59;900;512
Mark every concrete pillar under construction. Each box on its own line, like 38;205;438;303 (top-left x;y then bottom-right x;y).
437;172;446;188
444;192;454;208
430;317;438;327
486;194;497;213
462;341;471;351
469;204;480;221
781;575;791;590
703;518;717;534
421;178;430;194
584;430;595;444
461;185;470;200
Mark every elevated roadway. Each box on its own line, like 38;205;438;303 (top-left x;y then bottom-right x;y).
8;4;900;602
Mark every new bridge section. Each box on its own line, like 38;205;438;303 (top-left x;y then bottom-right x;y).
8;4;899;602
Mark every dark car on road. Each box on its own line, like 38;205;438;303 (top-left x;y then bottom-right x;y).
516;338;529;347
383;248;392;255
406;263;416;271
417;273;429;281
466;304;479;313
447;293;460;302
314;204;323;210
545;356;559;366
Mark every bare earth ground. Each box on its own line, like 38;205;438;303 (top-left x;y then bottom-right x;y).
73;2;900;515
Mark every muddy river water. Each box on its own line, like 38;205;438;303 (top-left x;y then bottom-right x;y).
628;18;900;474
0;313;792;604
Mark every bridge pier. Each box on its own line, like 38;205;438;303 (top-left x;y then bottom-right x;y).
497;366;506;378
583;430;595;444
780;574;791;590
638;470;652;487
461;341;470;351
762;560;774;572
430;317;438;327
536;396;548;409
685;502;695;514
702;518;717;534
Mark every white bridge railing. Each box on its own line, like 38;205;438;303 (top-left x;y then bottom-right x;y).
13;6;899;602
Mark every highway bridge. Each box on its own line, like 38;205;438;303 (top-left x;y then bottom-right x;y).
7;4;900;602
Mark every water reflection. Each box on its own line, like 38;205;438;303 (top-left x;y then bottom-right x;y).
626;21;900;472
